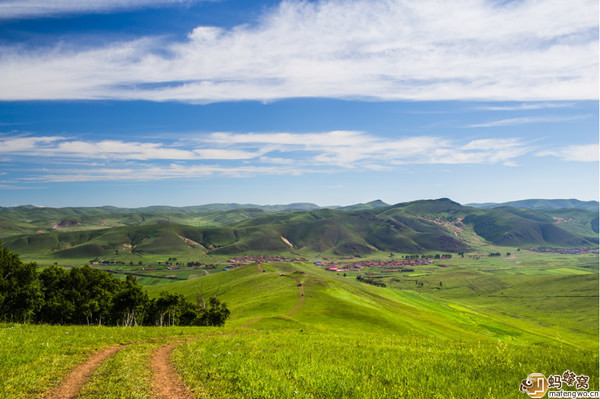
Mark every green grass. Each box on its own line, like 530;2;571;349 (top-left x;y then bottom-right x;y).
0;250;597;398
146;257;598;347
173;329;598;399
0;324;200;399
79;340;173;399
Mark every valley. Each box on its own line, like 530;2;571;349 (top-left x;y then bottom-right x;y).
0;198;598;397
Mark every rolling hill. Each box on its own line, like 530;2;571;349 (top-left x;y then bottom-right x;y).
467;198;599;211
1;198;597;261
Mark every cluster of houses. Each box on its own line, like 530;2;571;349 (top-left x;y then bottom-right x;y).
226;255;307;268
317;258;432;273
90;259;126;266
524;247;598;255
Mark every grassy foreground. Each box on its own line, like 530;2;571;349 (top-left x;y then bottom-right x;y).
0;323;209;398
174;329;598;399
0;251;598;398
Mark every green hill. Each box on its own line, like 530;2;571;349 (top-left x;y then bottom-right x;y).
0;244;597;398
0;203;318;238
467;198;599;211
1;199;597;261
462;207;598;247
145;259;598;348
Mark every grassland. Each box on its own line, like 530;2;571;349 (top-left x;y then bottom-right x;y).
2;199;597;268
0;228;598;398
174;330;597;399
0;323;209;398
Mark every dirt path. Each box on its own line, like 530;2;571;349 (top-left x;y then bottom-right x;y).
286;288;304;317
44;260;306;398
151;342;195;399
45;344;128;399
242;317;263;328
282;275;305;317
256;263;264;272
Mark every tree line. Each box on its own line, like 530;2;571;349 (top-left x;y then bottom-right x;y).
0;244;229;326
356;274;387;287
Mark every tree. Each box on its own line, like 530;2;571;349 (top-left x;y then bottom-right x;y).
0;244;42;322
150;291;184;327
197;296;230;327
67;266;121;326
38;266;73;324
0;245;231;327
112;275;149;327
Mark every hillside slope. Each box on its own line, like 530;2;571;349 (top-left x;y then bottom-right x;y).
467;198;599;211
1;199;597;258
146;260;599;348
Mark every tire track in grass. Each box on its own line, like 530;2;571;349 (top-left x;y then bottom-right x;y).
45;344;129;399
282;274;305;317
151;342;195;399
243;267;306;326
151;332;248;399
149;265;305;398
241;317;263;328
149;263;306;397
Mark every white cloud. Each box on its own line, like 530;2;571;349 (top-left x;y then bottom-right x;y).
0;136;199;160
0;136;65;151
3;131;595;184
537;144;599;162
0;0;596;102
0;131;542;183
467;115;591;128
0;0;204;20
23;164;300;182
479;103;576;111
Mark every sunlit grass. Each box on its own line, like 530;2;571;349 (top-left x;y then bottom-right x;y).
0;324;198;399
174;329;599;399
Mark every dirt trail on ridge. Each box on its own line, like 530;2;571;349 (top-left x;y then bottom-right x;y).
151;342;195;399
45;344;128;399
283;275;305;317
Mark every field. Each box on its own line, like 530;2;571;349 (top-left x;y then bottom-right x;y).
0;248;598;398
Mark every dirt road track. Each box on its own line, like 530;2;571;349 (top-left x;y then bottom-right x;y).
241;317;263;328
45;344;128;399
151;342;195;399
281;274;305;317
43;262;303;398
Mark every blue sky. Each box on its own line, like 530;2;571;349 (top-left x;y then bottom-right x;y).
0;0;598;207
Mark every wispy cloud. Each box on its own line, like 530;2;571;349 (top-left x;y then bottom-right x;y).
0;184;42;189
478;102;577;111
0;0;204;20
0;131;540;183
467;115;591;128
0;0;597;102
537;144;599;162
21;164;299;183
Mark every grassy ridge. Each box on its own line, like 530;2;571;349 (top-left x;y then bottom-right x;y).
0;250;597;398
2;199;597;262
0;324;204;398
147;258;598;348
174;330;598;399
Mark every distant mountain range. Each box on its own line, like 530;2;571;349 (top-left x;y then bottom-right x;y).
466;199;599;211
1;198;597;258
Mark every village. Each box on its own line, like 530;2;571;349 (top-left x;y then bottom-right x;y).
315;257;438;273
224;255;307;270
524;247;599;255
